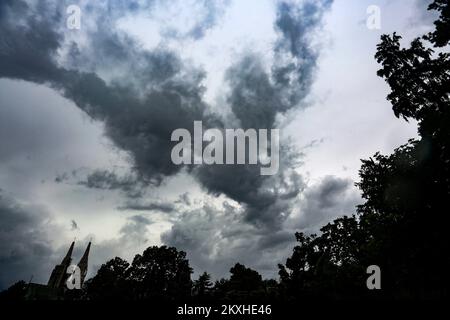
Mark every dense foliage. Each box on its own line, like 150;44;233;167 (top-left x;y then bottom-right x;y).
279;0;450;299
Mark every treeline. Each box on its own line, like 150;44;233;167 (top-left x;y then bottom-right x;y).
0;246;280;302
1;0;450;301
276;0;450;300
81;247;280;302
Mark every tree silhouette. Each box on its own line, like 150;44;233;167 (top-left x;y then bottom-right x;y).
193;272;213;298
0;281;27;301
229;263;264;292
210;263;268;301
85;246;192;301
84;257;130;300
425;0;450;47
279;0;450;299
126;246;192;300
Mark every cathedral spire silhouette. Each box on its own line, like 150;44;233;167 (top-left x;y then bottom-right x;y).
77;241;91;286
61;241;75;265
47;241;75;289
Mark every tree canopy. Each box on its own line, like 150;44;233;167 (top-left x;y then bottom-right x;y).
85;246;192;301
278;0;450;299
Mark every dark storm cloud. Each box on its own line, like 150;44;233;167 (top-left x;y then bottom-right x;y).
118;200;176;213
76;170;147;199
256;230;294;250
162;176;360;279
194;0;333;229
66;0;229;85
119;215;152;237
0;0;333;231
161;202;297;279
161;203;255;278
57;67;207;183
0;191;62;290
0;0;335;280
0;1;61;84
194;143;305;229
294;176;361;232
227;0;333;130
0;0;209;183
273;0;332;91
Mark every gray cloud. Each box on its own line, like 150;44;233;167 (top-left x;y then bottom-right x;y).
0;0;337;283
162;175;360;279
118;200;176;213
0;191;64;289
194;0;333;229
0;0;209;182
77;170;147;199
0;0;333;232
196;162;306;230
176;192;192;206
293;175;361;232
119;215;152;240
225;0;333;130
161;201;296;279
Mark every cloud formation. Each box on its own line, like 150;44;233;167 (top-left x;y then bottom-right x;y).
118;200;176;213
162;175;359;279
0;191;63;289
161;201;294;278
0;0;346;286
290;176;362;232
0;0;334;229
194;0;333;229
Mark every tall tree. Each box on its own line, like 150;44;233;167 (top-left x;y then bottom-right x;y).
126;246;192;300
85;257;130;300
86;246;192;300
193;272;213;298
280;0;450;299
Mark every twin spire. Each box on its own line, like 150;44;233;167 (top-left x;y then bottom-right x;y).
47;241;92;289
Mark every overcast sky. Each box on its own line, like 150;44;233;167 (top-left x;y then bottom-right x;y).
0;0;435;289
